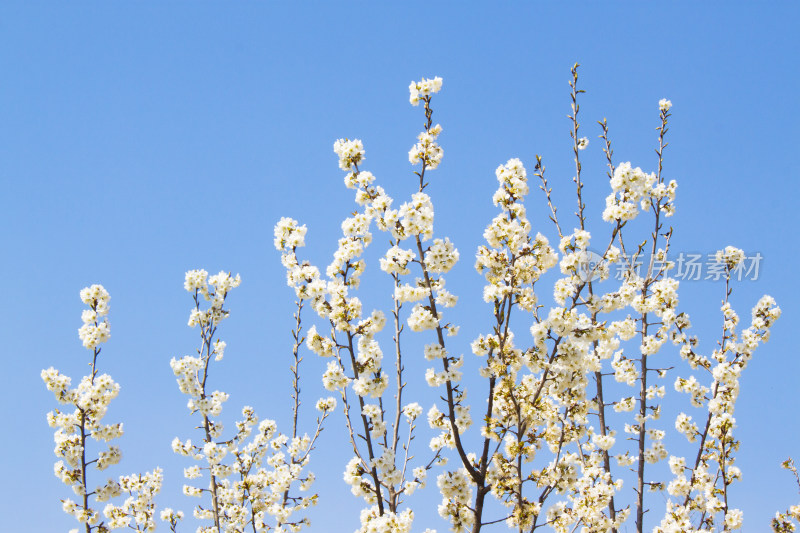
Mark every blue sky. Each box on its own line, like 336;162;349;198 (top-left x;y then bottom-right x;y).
3;2;799;532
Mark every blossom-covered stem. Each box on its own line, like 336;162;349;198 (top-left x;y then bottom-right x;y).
278;412;330;531
411;97;474;483
496;284;523;531
583;225;624;532
718;280;736;521
471;371;498;532
573;70;619;530
634;201;661;531
81;338;102;532
416;95;435;191
410;99;461;470
80;306;104;532
593;363;617;529
635;103;672;532
530;424;571;532
681;275;731;511
684;394;716;507
79;404;91;533
202;416;221;527
647;102;672;278
635;240;658;528
415;90;482;482
328;329;365;459
415;235;479;482
230;450;258;533
301;416;329;465
635;317;650;532
721;445;730;517
600;120;636;272
47;286;153;531
194;292;222;531
596;123;631;268
414;210;491;529
345;329;386;515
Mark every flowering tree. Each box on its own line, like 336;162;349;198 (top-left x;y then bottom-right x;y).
44;66;796;533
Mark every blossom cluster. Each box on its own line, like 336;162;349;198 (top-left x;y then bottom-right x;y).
172;270;327;532
43;286;164;532
408;76;442;106
602;161;677;221
409;123;443;169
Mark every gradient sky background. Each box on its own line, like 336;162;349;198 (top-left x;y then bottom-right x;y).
3;2;799;532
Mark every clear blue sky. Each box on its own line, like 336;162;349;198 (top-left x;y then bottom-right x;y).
3;2;798;532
